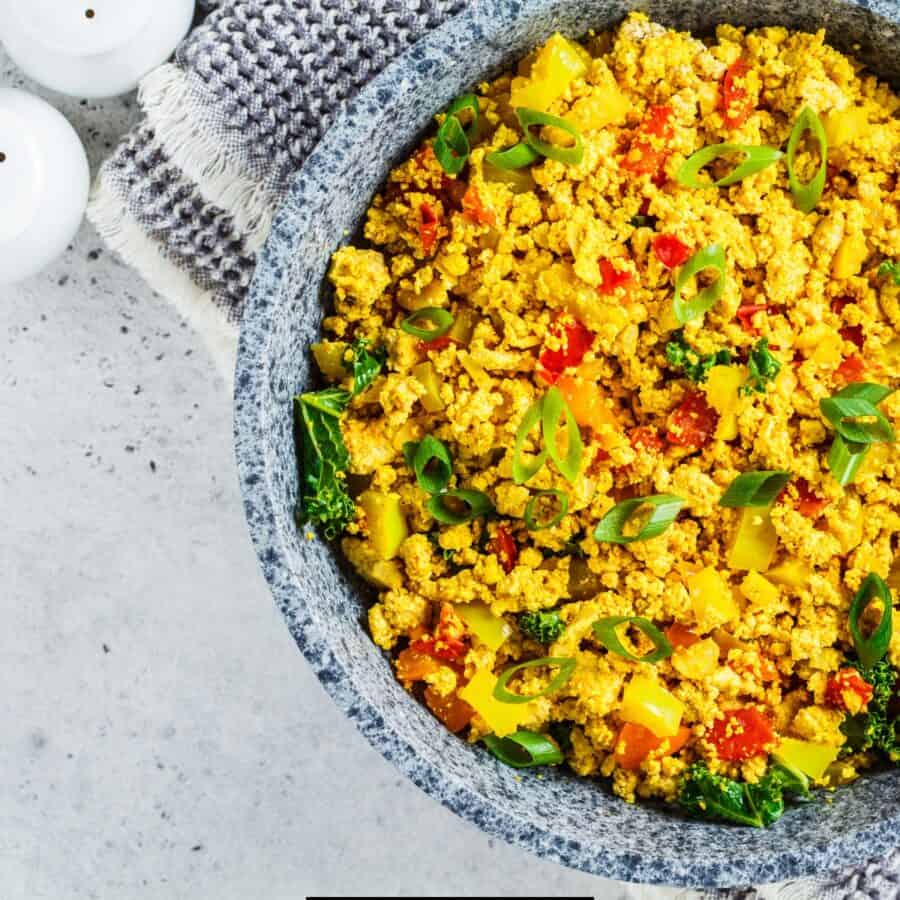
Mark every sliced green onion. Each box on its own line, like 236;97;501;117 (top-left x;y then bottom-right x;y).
445;93;480;137
820;383;895;445
400;307;454;341
541;386;583;483
524;490;569;531
592;616;673;663
593;494;685;544
512;397;548;484
434;114;469;176
630;214;654;228
676;143;783;188
827;435;870;487
673;244;727;325
493;657;577;704
482;730;564;768
516;108;584;165
427;488;494;524
849;573;893;670
719;471;792;508
404;436;452;494
485;142;540;170
786;106;827;214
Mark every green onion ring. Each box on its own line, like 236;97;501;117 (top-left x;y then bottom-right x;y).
827;435;870;487
400;307;455;341
516;107;584;165
676;143;784;188
820;382;895;445
482;730;564;768
786;106;828;214
541;386;583;483
719;470;792;508
524;489;569;531
512;397;548;484
403;436;452;494
485;141;541;170
849;573;893;670
445;93;480;137
493;656;577;704
673;243;728;325
592;616;674;663
427;488;494;524
593;494;685;544
434;114;470;176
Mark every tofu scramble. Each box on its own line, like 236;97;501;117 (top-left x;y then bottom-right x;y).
295;14;900;826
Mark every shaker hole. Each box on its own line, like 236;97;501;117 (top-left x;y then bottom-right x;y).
85;8;95;18
0;153;6;163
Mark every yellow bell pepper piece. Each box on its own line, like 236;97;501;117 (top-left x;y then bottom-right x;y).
448;306;480;345
483;161;536;194
823;107;870;148
412;361;444;413
688;566;739;631
312;341;349;381
740;571;780;607
509;33;589;111
766;558;811;589
621;675;685;738
727;507;777;572
773;737;839;781
704;365;747;441
568;86;629;132
358;491;408;560
458;668;534;737
556;372;618;435
832;233;868;279
455;602;509;651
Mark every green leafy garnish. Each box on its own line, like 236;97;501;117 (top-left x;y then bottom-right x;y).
518;610;566;644
666;331;732;383
879;260;900;286
741;338;782;395
679;762;810;828
294;388;355;539
404;436;453;495
820;382;896;445
827;434;870;487
593;494;685;544
344;338;386;397
719;470;792;508
840;659;899;763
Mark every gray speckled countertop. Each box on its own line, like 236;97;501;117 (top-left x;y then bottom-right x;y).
0;51;681;899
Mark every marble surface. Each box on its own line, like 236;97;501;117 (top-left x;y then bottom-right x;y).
0;52;683;900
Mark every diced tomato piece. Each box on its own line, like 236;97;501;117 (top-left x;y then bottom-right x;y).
665;623;700;649
537;314;595;383
644;104;675;138
835;355;866;384
793;478;829;519
652;234;692;269
419;202;439;254
826;668;874;714
489;524;519;574
708;707;776;762
424;685;475;732
666;391;719;450
622;105;673;177
395;647;441;683
720;59;754;129
461;185;496;225
630;426;666;454
411;603;470;664
840;325;864;349
615;722;692;770
598;259;635;296
417;335;459;353
736;303;768;335
661;725;693;756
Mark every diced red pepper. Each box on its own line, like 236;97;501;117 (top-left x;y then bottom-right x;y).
840;325;864;349
395;647;441;683
462;185;496;225
411;603;469;664
615;722;692;770
537;314;595;383
630;426;666;454
652;234;692;269
622;105;673;177
489;524;519;574
424;685;475;732
794;478;829;519
598;259;635;296
736;303;768;335
708;707;776;762
720;59;754;129
419;202;439;254
835;354;866;384
826;668;874;714
665;623;700;649
666;391;719;450
417;335;459;354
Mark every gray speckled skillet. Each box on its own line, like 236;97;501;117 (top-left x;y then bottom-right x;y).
234;0;900;887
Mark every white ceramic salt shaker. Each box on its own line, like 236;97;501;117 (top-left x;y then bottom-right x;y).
0;88;90;284
0;0;195;99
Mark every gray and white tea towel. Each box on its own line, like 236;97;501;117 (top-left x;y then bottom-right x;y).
87;2;899;895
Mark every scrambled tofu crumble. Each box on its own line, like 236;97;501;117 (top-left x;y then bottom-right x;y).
299;15;900;823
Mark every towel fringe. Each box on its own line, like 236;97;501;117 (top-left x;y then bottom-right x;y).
139;64;275;253
87;172;239;390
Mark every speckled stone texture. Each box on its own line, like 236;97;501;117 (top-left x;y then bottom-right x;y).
235;0;900;888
